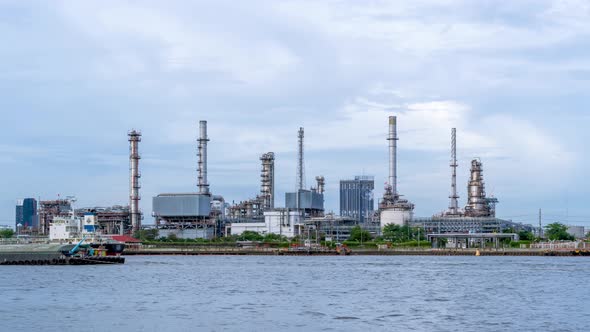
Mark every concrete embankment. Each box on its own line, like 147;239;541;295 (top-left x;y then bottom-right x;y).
125;247;590;257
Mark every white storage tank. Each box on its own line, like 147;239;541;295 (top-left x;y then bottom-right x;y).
380;208;413;228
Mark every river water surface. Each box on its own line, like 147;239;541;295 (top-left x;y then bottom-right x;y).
1;255;589;331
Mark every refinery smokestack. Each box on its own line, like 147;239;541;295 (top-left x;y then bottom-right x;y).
128;130;142;234
260;152;275;210
387;116;398;195
197;120;210;194
449;128;459;215
297;127;305;191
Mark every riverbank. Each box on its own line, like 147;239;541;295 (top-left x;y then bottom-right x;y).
125;247;590;256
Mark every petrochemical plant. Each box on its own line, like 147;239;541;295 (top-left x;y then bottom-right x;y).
16;115;547;245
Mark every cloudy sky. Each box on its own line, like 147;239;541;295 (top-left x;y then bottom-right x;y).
1;0;589;227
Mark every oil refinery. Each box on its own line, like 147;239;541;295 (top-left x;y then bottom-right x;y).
17;114;541;245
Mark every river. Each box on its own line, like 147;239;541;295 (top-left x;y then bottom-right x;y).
1;255;588;331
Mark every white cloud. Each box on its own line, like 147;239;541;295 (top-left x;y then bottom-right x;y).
57;2;300;84
274;0;573;55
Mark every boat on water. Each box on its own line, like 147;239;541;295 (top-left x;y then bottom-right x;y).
0;238;125;265
49;210;126;257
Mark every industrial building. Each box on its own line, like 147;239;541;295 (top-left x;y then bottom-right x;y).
227;126;326;238
225;152;276;223
227;209;304;238
39;199;72;235
340;176;375;223
283;127;325;217
567;225;586;239
152;121;219;239
15;198;38;232
403;127;529;243
76;206;130;235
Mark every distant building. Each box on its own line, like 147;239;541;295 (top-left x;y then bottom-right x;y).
567;225;586;239
339;176;374;223
15;198;38;230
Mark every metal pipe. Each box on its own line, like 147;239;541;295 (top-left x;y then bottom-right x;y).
387;116;398;195
197;121;210;194
128;130;142;234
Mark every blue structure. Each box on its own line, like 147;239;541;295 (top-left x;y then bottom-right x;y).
15;198;38;229
339;176;374;223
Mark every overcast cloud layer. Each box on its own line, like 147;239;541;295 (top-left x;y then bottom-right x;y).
1;0;589;227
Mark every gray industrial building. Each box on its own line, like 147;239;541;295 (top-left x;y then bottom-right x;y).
151;121;217;239
283;127;325;218
340;176;374;223
285;189;324;216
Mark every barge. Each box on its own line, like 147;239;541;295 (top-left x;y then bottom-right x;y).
0;242;125;265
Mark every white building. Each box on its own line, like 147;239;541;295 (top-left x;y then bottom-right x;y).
229;210;304;238
49;217;80;240
49;213;99;241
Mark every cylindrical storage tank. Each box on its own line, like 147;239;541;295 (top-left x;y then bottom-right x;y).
380;208;412;228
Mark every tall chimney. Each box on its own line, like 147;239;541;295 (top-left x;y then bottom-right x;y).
297;127;305;191
128;130;142;234
449;128;459;214
387;116;398;195
197;121;210;194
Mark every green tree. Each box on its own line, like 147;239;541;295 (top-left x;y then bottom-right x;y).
382;224;424;243
349;226;372;242
518;230;534;241
0;229;15;238
238;231;264;241
382;224;405;242
167;233;178;241
544;222;574;241
262;233;287;243
133;229;159;241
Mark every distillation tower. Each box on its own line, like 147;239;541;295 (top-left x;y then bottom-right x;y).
128;130;142;234
260;152;275;210
315;176;325;195
464;159;497;217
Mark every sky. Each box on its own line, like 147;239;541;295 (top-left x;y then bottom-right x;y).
1;0;589;228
